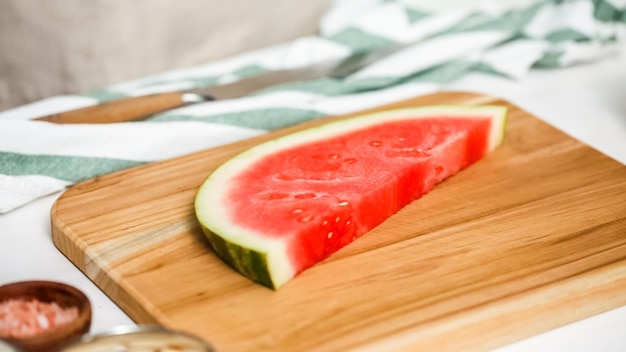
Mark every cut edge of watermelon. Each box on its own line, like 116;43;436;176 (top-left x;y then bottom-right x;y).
195;104;508;289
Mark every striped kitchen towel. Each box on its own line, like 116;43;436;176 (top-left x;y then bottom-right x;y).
1;0;625;213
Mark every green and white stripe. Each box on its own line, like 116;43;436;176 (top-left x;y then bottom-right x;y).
1;0;625;213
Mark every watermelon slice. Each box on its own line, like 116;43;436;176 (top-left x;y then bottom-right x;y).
195;105;507;289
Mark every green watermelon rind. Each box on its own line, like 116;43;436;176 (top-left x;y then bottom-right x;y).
195;105;508;289
202;228;273;287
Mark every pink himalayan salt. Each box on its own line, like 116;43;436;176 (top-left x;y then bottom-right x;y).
0;298;78;339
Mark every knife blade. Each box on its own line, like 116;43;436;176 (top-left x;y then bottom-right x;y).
35;45;403;124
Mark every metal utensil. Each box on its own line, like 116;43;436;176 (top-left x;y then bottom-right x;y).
35;44;406;124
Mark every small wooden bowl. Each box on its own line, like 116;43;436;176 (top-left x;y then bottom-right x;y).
63;324;216;351
63;325;217;352
0;281;92;352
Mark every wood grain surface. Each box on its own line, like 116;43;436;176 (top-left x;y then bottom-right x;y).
50;91;626;352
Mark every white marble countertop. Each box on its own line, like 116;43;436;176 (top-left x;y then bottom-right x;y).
1;49;625;351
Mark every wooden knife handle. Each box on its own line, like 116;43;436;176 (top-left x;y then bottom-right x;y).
35;92;190;124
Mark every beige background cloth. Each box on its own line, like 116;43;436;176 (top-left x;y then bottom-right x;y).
0;0;332;111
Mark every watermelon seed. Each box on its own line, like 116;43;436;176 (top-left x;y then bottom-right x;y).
343;158;357;164
416;147;432;156
369;140;382;147
299;216;313;222
277;173;296;181
386;148;429;158
329;154;339;159
259;192;289;200
322;220;328;226
309;175;333;181
295;193;316;199
337;201;349;207
346;220;351;225
292;209;303;214
327;232;334;239
335;216;341;223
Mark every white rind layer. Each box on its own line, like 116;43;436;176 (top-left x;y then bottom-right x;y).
195;105;507;288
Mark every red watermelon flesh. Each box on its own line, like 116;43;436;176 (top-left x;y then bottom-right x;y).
195;105;507;289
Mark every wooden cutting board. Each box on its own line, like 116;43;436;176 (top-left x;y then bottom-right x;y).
51;91;626;351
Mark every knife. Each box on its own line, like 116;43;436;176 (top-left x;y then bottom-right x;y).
35;47;401;124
